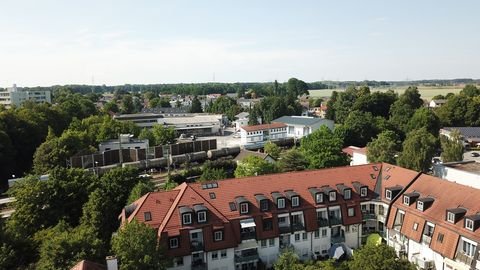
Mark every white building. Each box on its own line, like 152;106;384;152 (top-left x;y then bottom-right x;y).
239;123;287;148
0;84;51;107
342;146;368;166
433;161;480;190
98;134;149;152
272;116;334;139
234;112;262;132
429;99;447;108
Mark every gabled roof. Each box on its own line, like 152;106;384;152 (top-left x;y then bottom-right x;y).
233;149;273;162
240;122;286;132
272;116;332;126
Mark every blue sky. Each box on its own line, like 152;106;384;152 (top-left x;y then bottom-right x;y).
1;0;479;86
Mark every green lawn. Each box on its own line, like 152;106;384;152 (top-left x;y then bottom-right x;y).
309;86;464;100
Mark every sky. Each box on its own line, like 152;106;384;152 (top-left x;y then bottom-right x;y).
1;0;479;87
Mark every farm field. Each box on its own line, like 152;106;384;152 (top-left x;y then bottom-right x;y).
309;86;465;100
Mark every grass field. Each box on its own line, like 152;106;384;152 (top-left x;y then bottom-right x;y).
309;86;464;100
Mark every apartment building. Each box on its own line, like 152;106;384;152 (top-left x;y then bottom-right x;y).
239;123;287;148
387;174;480;270
120;163;420;270
0;84;51;107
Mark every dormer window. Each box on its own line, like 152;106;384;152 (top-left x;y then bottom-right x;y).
291;196;300;207
285;191;300;207
417;201;424;211
316;193;323;204
466;219;474;231
183;213;192;225
329;192;336;202
403;196;410;205
260;200;269;211
386;190;392;200
360;187;367;197
169;237;179;249
278;198;286;209
447;212;455;223
198;211;206;223
344;189;351;200
240;203;249;214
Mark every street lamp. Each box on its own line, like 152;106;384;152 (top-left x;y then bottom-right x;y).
94;161;99;176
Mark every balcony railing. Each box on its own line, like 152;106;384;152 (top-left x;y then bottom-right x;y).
240;231;256;241
317;218;329;227
329;216;342;226
331;234;345;243
422;235;432;245
362;211;376;220
190;240;204;252
234;250;259;263
455;251;474;266
278;224;291;234
291;223;305;232
191;261;207;270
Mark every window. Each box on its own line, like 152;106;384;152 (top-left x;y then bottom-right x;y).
214;230;223;241
462;240;477;257
344;189;351;200
316;193;323;204
182;213;192;225
314;230;320;238
302;232;307;240
329;191;336;202
260;200;269;211
269;238;275;246
212;251;218;260
403;196;410;205
345;225;350;233
321;228;327;237
385;190;392;200
348;207;355;217
221;249;227;258
465;219;474;231
413;222;418;231
447;212;455;223
291;196;300;207
263;218;273;231
417;201;424;211
240;203;249;214
261;240;267;248
379;205;385;216
277;198;286;209
144;212;152;221
169;238;179;249
295;233;301;242
437;233;444;243
209;192;216;199
175;257;184;266
198;211;206;223
360;187;368;197
278;216;287;224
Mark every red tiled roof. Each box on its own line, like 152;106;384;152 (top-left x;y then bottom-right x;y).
240;122;286;132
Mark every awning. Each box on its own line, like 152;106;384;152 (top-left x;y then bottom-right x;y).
240;218;256;228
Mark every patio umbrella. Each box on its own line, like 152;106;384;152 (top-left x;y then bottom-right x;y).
333;246;345;259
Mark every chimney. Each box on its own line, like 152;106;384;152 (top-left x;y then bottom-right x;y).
106;256;118;270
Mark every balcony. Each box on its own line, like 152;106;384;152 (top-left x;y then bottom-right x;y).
329;216;342;226
279;243;294;253
317;218;329;227
291;222;305;232
362;211;376;220
240;231;256;241
278;224;291;234
235;249;259;263
456;251;474;266
191;261;207;270
331;234;345;243
190;240;204;252
422;235;432;245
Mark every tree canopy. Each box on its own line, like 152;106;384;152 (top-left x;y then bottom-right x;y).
234;156;277;177
366;130;400;164
300;126;349;169
440;130;464;162
398;128;437;172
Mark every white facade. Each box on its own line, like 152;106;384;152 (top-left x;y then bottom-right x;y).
240;125;287;147
273;116;334;139
433;162;480;189
98;135;149;152
0;84;51;107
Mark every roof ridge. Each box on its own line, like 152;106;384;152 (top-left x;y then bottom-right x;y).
158;183;188;236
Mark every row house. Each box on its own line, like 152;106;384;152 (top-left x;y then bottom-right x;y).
387;174;480;270
120;163;421;270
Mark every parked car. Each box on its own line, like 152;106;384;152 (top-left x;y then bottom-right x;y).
471;152;480;157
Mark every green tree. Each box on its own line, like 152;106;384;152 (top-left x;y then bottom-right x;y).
406;107;440;136
277;148;309;172
264;141;281;159
348;243;415;270
111;219;168;270
127;181;155;204
435;95;480;126
199;168;228;181
35;222;103;270
151;124;176;145
205;96;241;121
189;96;203;113
366;130;400;164
460;84;480;97
274;249;303;270
121;95;135;114
103;101;119;113
342;111;379;147
234;156;277;177
440;129;464;162
248;108;260;126
389;86;424;134
300;126;349;169
138;128;156;147
398;128;437;172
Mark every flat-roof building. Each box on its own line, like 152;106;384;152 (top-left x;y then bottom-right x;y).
0;84;51;107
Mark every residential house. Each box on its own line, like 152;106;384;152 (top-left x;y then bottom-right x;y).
429;99;447;108
342;146;368;166
239;123;287;149
440;127;480;147
272;116;334;139
233;149;276;164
